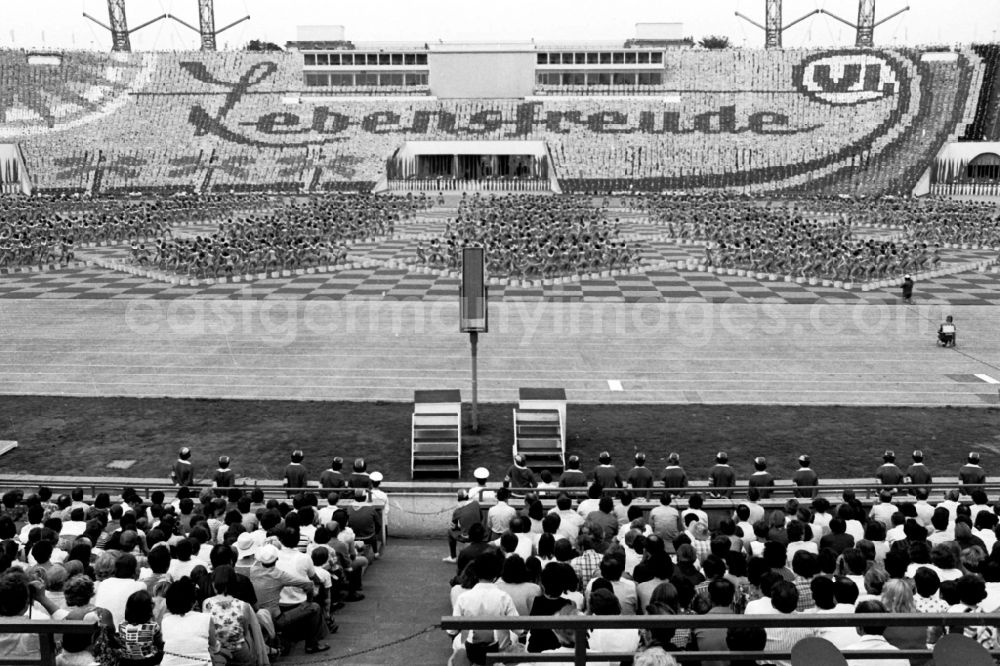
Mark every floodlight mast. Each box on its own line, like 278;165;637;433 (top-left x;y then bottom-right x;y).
735;1;820;49
167;1;251;51
817;1;910;47
198;0;217;51
107;0;130;52
82;0;167;52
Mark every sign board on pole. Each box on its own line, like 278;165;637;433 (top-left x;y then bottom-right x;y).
460;247;488;332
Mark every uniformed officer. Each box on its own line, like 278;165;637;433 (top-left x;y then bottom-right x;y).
626;453;654;489
170;447;194;487
592;451;623;489
748;456;775;499
875;450;905;493
662;452;689;495
905;450;933;496
212;456;235;495
559;456;588;487
959;451;986;495
708;452;736;499
791;455;819;498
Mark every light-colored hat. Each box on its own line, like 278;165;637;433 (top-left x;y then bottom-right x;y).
473;467;490;480
369;471;383;482
257;544;279;565
235;533;256;558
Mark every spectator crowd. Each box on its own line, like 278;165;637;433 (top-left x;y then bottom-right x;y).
445;448;1000;665
0;447;391;665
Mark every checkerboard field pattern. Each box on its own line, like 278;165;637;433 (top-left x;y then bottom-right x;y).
0;212;997;305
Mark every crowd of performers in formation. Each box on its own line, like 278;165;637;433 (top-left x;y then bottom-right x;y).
627;195;954;281
416;193;641;279
0;196;215;269
129;195;427;278
1;192;998;282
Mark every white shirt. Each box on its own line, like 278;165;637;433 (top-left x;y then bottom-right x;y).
576;498;601;518
843;634;909;666
812;603;862;648
93;577;146;627
451;582;519;648
550;509;584;541
487;502;518;535
914;501;935;526
276;546;316;605
588;628;640;666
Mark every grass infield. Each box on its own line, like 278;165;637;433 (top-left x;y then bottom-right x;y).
0;396;998;485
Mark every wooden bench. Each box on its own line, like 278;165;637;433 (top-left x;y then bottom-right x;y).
411;390;462;477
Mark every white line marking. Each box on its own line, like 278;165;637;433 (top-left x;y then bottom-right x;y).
608;380;624;391
976;374;1000;384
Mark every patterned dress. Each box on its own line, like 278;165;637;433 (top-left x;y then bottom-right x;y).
202;595;248;652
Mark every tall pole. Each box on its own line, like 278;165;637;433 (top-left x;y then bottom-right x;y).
765;0;783;49
198;0;217;51
856;0;877;47
470;331;479;433
107;0;131;52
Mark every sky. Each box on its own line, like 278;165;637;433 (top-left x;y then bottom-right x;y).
1;0;998;51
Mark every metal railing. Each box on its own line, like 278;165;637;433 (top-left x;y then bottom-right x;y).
0;619;96;666
440;612;1000;665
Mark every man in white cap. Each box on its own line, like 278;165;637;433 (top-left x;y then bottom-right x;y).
368;471;388;554
170;447;194;487
469;467;496;503
246;544;329;655
959;452;987;495
901;274;914;304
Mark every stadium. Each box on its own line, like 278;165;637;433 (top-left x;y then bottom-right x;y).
1;0;1000;664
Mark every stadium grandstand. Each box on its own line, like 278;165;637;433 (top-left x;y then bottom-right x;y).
3;1;1000;665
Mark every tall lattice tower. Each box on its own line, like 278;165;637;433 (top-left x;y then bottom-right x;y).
856;0;877;47
765;0;783;49
107;0;131;52
198;0;217;51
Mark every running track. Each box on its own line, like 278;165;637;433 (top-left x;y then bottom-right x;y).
1;299;998;406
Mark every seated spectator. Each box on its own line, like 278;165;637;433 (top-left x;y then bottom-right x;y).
117;590;164;666
94;553;146;626
842;600;909;666
587;588;640;666
495;555;541;618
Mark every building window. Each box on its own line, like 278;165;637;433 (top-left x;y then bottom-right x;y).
315;53;329;66
613;72;635;85
416;53;428;65
651;52;663;64
638;52;650;64
586;52;598;64
304;54;316;66
599;52;611;64
613;52;624;64
624;52;637;64
304;73;328;86
378;53;390;65
391;53;403;65
574;52;585;64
